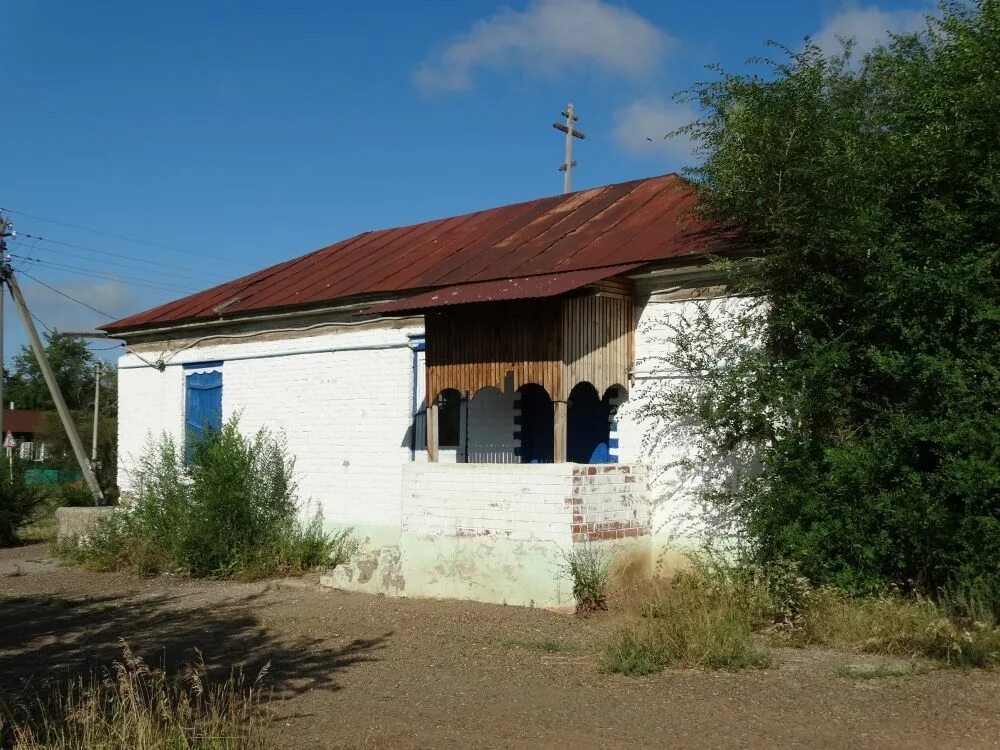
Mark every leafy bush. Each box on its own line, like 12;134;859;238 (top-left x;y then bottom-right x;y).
562;544;612;612
651;1;1000;594
0;457;45;546
60;417;356;579
0;642;269;749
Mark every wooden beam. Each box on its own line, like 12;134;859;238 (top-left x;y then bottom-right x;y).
427;402;439;463
553;400;567;463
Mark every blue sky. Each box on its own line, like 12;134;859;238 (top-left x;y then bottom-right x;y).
1;0;932;364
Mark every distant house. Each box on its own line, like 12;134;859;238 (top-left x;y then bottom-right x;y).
102;174;741;607
2;408;45;461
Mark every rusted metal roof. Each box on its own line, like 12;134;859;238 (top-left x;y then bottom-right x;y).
3;409;41;435
103;173;728;333
368;263;643;314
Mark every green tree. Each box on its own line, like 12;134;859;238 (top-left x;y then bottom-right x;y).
657;1;1000;593
4;332;115;416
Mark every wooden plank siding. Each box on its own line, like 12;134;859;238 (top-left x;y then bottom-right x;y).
562;293;633;400
425;280;634;405
425;299;563;402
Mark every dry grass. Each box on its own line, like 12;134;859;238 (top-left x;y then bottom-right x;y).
790;588;1000;668
0;642;271;749
601;569;772;674
601;555;1000;675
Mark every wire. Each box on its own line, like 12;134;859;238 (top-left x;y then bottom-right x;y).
16;234;231;280
28;310;55;335
90;343;125;351
11;256;198;294
0;207;256;268
8;238;225;285
17;269;116;318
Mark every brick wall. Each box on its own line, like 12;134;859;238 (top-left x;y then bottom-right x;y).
117;324;422;527
402;462;650;544
569;464;650;542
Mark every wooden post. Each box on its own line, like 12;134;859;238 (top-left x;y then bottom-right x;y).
553;400;567;463
427;401;439;463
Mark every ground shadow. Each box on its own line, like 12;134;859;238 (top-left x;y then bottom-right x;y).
0;588;389;698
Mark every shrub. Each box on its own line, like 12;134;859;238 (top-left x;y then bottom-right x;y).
562;544;612;612
0;642;269;749
650;0;1000;594
0;457;45;546
60;417;357;579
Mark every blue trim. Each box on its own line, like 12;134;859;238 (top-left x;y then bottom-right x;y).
183;360;223;370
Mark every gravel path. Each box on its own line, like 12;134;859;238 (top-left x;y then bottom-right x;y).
2;543;998;749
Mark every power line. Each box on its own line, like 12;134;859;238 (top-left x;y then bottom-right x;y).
0;206;256;268
16;233;231;279
11;255;198;294
8;238;225;285
17;269;116;319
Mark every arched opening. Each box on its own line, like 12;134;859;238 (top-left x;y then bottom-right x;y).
515;383;553;464
436;388;462;449
468;386;517;463
603;384;628;464
567;381;608;463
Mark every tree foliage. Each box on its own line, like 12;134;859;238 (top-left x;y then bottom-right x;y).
4;332;116;416
662;1;1000;593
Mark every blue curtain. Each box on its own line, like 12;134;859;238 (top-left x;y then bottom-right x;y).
185;370;222;459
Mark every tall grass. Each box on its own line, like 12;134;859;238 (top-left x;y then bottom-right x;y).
58;418;357;580
601;554;1000;675
601;565;772;674
795;587;1000;668
0;642;269;749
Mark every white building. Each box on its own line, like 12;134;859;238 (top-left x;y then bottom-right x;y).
105;174;736;608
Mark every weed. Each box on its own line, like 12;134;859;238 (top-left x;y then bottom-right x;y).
798;588;1000;668
503;638;583;654
600;626;667;675
602;566;771;674
0;641;270;749
833;661;927;680
562;544;612;613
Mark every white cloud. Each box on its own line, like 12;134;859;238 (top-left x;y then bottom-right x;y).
814;5;928;58
612;98;698;167
3;279;142;362
414;0;672;94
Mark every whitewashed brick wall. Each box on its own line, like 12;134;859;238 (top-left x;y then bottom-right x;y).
616;295;755;547
117;324;422;527
401;463;650;544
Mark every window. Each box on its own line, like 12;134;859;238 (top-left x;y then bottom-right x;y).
184;362;223;460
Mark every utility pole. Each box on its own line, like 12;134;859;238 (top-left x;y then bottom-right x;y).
553;103;586;194
0;262;105;503
91;361;101;466
0;215;7;439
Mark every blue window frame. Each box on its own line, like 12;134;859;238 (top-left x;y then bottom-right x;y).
184;363;222;461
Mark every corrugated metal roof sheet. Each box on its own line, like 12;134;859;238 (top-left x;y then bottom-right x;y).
367;263;643;314
103;173;728;333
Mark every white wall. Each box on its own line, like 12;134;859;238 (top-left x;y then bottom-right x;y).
117;324;422;530
616;295;753;557
325;461;651;607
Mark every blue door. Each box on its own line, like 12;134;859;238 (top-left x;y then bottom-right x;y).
185;366;222;459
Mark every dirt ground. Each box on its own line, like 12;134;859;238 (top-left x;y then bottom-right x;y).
2;544;999;749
